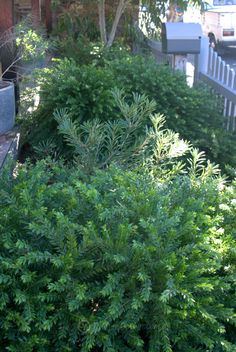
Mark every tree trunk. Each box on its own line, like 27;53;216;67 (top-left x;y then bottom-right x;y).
106;0;127;47
98;0;107;44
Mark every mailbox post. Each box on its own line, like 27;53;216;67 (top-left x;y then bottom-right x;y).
161;22;202;82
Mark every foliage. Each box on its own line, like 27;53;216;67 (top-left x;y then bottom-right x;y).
55;36;102;65
110;55;221;142
56;37;132;66
53;90;190;175
53;3;100;42
23;54;236;174
23;58;117;149
0;157;235;351
0;19;48;79
15;22;49;63
108;55;236;173
51;0;202;46
51;0;140;47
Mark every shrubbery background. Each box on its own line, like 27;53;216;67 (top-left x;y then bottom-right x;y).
3;28;236;351
0;159;236;351
22;52;236;174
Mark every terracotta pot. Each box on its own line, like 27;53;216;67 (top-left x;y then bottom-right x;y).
0;81;15;134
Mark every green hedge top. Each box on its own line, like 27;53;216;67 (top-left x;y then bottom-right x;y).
24;55;236;173
0;160;236;351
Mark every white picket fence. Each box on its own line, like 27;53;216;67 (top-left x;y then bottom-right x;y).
199;47;236;132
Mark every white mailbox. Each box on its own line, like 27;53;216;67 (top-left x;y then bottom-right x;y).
162;22;202;54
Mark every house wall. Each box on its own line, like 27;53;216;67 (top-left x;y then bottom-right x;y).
0;0;14;32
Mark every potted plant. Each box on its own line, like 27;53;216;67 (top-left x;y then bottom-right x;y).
0;20;48;135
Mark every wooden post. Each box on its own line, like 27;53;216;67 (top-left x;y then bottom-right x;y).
45;0;52;33
31;0;41;27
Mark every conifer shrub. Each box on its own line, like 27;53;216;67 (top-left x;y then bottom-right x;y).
0;159;236;351
22;54;236;174
108;55;236;171
23;59;117;149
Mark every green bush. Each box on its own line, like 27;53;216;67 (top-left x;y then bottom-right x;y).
0;159;236;351
108;55;236;170
23;54;236;173
26;59;117;148
57;37;132;66
51;91;190;176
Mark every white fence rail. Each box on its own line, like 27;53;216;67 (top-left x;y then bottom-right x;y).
199;47;236;132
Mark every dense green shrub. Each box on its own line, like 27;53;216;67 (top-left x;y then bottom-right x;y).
25;59;117;148
23;54;236;173
51;92;190;175
108;55;236;170
0;159;236;351
55;36;100;66
57;37;132;66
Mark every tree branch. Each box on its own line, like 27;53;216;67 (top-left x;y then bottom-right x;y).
1;55;23;78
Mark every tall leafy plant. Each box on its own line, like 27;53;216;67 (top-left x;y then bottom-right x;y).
53;90;190;175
